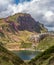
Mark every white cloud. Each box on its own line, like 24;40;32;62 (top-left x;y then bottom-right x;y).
46;26;54;31
43;11;54;23
0;0;54;30
0;0;14;17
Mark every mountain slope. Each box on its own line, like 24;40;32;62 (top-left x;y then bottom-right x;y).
29;46;54;65
0;13;47;33
0;13;47;49
0;44;54;65
36;35;54;50
0;45;24;65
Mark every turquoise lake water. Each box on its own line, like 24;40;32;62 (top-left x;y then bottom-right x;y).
13;50;41;60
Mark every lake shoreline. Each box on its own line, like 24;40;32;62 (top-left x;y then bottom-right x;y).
8;48;35;51
7;48;44;52
12;49;42;61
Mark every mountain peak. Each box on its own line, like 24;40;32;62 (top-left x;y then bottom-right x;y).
0;13;47;34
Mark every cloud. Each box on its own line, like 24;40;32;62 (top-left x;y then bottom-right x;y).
0;0;14;18
0;0;54;31
44;11;54;22
46;26;54;31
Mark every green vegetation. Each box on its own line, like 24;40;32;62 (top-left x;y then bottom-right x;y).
8;13;25;22
0;45;24;65
29;46;54;65
36;36;54;50
20;41;32;48
0;13;54;65
0;32;5;37
0;13;47;50
0;44;54;65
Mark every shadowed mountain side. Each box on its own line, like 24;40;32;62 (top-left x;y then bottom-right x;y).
0;45;54;65
0;45;24;65
17;14;46;32
29;46;54;65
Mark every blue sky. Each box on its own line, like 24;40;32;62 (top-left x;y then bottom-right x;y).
14;0;31;4
0;0;54;31
14;0;19;4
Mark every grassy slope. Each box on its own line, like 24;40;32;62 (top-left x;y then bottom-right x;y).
0;44;54;65
0;13;47;46
29;46;54;65
36;36;54;50
0;13;54;65
0;45;24;65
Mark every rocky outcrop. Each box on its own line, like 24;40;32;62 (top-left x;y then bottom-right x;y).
17;13;47;32
28;33;49;43
3;13;47;33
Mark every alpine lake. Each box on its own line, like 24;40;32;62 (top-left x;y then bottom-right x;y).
13;50;41;61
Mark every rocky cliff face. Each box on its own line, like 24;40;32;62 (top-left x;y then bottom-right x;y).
17;13;43;32
12;13;47;33
0;13;47;34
